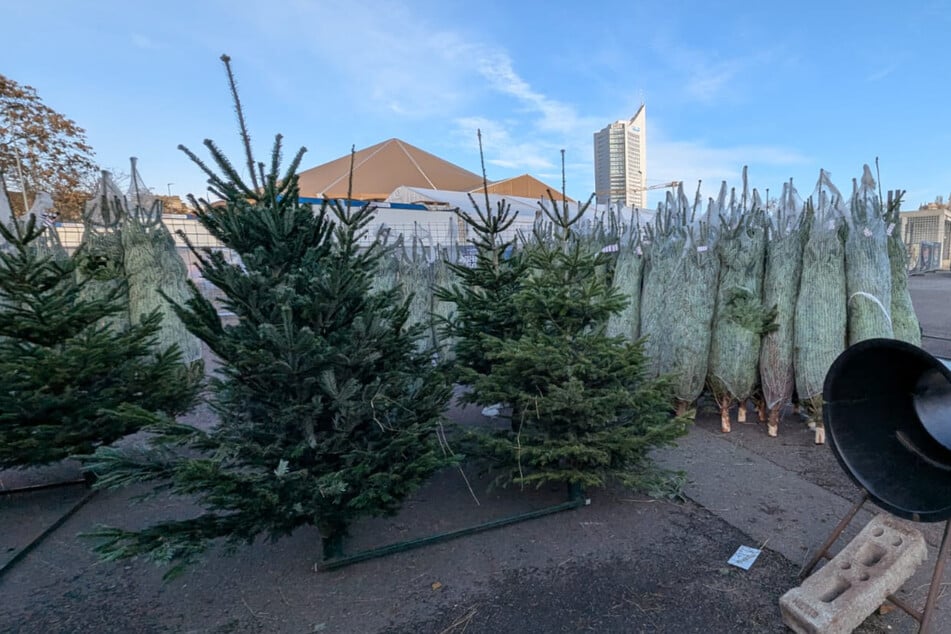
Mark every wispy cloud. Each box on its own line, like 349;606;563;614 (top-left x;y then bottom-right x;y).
649;33;786;104
131;33;159;50
231;1;475;117
652;37;748;103
230;1;809;200
232;1;601;182
472;51;597;136
453;116;557;174
452;49;601;179
650;135;811;196
866;62;898;82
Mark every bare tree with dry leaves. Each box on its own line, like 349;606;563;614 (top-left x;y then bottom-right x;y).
0;73;97;219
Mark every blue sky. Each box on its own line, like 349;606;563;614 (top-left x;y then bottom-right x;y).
4;0;950;208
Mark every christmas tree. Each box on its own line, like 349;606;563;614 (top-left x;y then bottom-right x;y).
435;131;528;387
463;163;688;494
83;56;453;577
0;211;200;469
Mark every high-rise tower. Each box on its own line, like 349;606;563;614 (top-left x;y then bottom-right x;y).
593;104;647;208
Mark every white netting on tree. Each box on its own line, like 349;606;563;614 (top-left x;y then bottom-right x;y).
84;171;125;230
79;171;129;332
759;180;806;434
845;165;893;344
605;215;645;341
707;169;770;430
794;171;847;414
0;177;13;229
126;157;158;213
397;233;438;354
884;189;921;345
639;193;687;379
25;191;67;259
431;246;457;362
121;160;203;363
668;184;720;412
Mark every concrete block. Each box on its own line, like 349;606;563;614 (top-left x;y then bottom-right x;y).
780;514;927;634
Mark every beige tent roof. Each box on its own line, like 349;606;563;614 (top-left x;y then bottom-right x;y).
297;138;485;200
473;174;573;202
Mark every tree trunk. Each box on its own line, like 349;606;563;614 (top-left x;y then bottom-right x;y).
719;396;732;433
675;399;694;419
767;407;781;437
322;532;344;560
568;481;585;502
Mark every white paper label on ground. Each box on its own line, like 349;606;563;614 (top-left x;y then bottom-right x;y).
481;403;502;417
635;246;643;256
696;245;708;252
728;545;761;570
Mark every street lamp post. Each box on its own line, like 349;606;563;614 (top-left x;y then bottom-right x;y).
167;183;174;197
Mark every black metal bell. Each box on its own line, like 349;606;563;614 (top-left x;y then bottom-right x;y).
824;338;951;522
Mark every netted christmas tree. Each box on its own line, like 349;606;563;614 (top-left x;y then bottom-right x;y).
0;172;12;232
707;170;775;432
0;210;200;469
24;191;68;260
77;170;130;334
844;165;893;344
604;216;645;342
669;188;720;417
465;168;688;495
396;234;436;354
639;196;687;380
794;171;848;445
759;180;807;437
883;186;921;345
121;158;203;364
82;56;453;576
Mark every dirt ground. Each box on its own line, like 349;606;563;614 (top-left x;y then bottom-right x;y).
1;274;949;633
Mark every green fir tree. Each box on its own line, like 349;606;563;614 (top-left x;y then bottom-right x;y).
435;131;528;386
465;165;688;495
0;214;200;469
82;56;453;578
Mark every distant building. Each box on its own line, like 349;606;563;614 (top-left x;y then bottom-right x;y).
593;105;647;208
901;197;951;271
